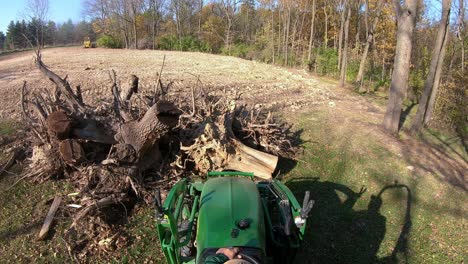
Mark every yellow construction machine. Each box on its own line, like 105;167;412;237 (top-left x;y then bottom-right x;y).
83;37;91;48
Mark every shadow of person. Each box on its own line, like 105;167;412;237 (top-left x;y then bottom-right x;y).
377;184;412;264
336;194;386;264
287;179;413;264
286;178;383;264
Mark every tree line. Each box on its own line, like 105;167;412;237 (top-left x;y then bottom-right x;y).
1;0;466;137
0;19;94;50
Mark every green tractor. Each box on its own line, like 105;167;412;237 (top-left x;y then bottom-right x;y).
155;171;314;264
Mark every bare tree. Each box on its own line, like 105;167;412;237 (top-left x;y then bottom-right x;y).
129;0;143;49
218;0;240;54
307;0;316;62
355;0;385;84
337;0;346;70
382;0;418;134
24;0;49;47
457;0;465;73
339;4;351;87
410;0;452;133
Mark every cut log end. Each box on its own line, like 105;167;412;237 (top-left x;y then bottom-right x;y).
59;139;85;165
47;111;72;140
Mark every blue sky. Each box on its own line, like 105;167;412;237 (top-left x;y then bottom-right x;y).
0;0;83;33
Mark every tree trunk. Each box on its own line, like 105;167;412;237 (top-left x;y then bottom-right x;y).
383;0;418;134
410;0;451;133
423;33;449;125
459;0;465;74
285;6;291;66
198;0;204;37
271;5;275;64
354;0;362;56
338;0;346;70
291;8;300;65
115;100;181;157
339;6;351;87
356;0;385;83
307;0;316;62
324;5;329;47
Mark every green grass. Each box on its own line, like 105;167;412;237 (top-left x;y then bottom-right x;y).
0;176;75;263
0;119;17;136
284;110;467;263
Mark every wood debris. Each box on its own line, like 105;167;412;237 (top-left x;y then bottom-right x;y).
17;51;301;258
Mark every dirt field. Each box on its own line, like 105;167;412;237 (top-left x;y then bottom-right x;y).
0;47;466;263
0;47;334;120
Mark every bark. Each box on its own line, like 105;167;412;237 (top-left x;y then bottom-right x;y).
356;0;385;83
271;4;275;64
307;0;316;62
198;0;203;37
324;5;329;47
410;0;451;133
285;5;291;66
120;75;139;101
424;25;450;124
459;0;465;73
382;0;418;134
339;6;351;87
114;100;181;157
354;0;362;55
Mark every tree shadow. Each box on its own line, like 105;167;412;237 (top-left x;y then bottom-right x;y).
401;132;467;191
286;179;413;264
398;103;417;130
0;221;42;242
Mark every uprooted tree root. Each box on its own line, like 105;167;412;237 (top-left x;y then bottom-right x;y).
17;51;301;259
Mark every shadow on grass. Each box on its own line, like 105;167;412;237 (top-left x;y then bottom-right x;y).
401;132;467;191
398;103;417;130
286;178;413;264
0;221;42;242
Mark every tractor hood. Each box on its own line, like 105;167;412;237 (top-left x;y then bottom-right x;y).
196;177;265;255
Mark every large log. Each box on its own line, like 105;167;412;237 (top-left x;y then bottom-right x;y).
114;100;181;157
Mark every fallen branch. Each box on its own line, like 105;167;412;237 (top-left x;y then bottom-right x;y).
37;196;62;241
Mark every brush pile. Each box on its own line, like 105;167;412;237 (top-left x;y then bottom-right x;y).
17;52;300;258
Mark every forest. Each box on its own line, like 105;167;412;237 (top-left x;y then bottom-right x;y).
0;0;466;137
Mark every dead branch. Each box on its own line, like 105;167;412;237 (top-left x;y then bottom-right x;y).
35;53;85;113
37;196;62;241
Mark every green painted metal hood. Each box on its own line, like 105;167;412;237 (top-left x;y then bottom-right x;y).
196;177;265;256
